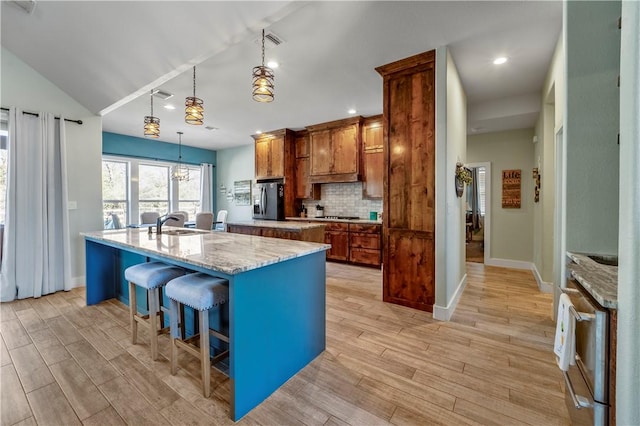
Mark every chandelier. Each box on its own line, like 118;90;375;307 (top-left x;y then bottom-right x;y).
252;29;275;102
143;89;160;138
185;66;204;125
171;132;190;181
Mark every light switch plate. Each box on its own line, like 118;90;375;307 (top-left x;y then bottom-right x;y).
68;201;77;210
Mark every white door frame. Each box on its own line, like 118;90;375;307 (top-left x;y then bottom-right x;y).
466;162;491;264
552;127;566;319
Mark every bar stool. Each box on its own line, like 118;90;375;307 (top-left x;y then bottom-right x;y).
125;262;184;360
165;273;229;397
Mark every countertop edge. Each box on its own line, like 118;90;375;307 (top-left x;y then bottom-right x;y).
566;252;618;309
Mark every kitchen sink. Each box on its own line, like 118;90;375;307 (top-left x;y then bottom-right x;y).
587;255;618;267
161;229;203;236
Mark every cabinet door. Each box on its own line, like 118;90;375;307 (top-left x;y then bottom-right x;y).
363;121;383;150
378;51;436;312
255;139;271;178
295;157;310;199
363;150;383;199
332;124;358;174
295;134;309;158
270;135;285;177
310;130;332;175
325;231;349;261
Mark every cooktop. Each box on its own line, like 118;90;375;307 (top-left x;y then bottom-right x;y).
323;216;360;220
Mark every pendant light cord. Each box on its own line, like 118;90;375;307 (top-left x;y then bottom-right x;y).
261;29;266;66
192;66;196;98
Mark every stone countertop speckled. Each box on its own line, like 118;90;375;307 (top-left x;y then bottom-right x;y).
226;220;326;231
286;217;382;225
82;227;330;276
566;252;618;309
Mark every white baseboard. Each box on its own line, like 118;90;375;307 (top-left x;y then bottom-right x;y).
433;273;467;321
485;258;533;270
69;275;85;289
532;264;554;293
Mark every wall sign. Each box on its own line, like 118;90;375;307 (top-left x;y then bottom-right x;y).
502;169;521;208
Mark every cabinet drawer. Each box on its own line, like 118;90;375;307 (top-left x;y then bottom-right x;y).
349;248;381;266
350;224;381;234
350;233;380;250
324;222;349;231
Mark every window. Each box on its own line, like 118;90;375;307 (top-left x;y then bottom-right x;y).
101;156;203;227
102;160;128;228
178;167;201;220
478;168;486;215
139;163;170;218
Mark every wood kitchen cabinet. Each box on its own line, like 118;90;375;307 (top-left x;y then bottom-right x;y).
362;116;383;199
376;50;436;312
349;223;382;267
293;131;320;200
324;222;349;261
252;129;299;218
307;116;363;183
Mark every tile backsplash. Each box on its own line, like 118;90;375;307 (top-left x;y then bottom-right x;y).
302;182;383;219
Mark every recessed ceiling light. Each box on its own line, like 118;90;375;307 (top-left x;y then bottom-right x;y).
267;61;279;69
348;109;357;114
205;126;218;131
256;130;262;135
493;57;508;65
164;104;176;110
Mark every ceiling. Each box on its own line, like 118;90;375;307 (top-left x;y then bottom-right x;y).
1;1;562;150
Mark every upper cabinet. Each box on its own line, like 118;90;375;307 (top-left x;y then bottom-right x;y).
293;131;320;200
362;116;383;199
307;116;363;183
254;131;286;179
252;129;298;217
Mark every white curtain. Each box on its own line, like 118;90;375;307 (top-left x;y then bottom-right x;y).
200;163;214;213
0;107;72;301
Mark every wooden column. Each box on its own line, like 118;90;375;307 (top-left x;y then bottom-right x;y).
376;50;436;312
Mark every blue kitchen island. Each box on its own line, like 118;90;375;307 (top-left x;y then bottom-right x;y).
82;227;329;421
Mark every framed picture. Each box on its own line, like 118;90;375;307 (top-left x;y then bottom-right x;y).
502;169;521;208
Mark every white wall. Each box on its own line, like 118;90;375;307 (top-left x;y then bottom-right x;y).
434;47;467;320
616;1;640;423
1;47;103;285
215;144;255;222
533;35;565;286
467;129;535;263
564;0;621;255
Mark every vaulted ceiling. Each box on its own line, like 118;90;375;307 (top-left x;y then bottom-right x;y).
1;1;562;149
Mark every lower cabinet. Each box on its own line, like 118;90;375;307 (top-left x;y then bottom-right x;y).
324;222;381;268
324;223;349;261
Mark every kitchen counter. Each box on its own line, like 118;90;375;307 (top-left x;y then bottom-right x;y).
286;216;383;225
82;227;329;421
226;219;326;231
566;252;618;309
226;220;326;243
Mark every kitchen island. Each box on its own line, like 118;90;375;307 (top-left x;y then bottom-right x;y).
226;219;326;243
82;227;330;421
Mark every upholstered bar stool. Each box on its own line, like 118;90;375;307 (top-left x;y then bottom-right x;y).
125;262;184;360
165;273;230;397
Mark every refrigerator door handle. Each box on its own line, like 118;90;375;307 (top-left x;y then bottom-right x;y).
261;187;267;215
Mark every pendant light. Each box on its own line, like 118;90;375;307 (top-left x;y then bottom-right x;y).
171;132;190;181
185;66;204;125
252;29;275;102
143;90;160;138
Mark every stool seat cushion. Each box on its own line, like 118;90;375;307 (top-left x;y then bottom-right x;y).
166;273;229;311
125;262;184;289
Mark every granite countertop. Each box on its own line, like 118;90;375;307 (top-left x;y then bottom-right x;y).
226;219;326;231
82;227;330;276
566;252;618;309
286;217;382;225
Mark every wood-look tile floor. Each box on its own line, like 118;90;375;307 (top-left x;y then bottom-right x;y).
0;262;570;425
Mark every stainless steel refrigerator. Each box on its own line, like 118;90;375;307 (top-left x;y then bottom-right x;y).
252;180;285;221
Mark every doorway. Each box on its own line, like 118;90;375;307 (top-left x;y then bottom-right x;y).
465;162;491;264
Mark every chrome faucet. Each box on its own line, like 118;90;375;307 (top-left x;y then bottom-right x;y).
155;215;180;235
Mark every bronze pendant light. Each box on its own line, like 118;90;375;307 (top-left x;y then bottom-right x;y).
185;66;204;125
171;131;190;181
143;89;160;138
252;29;275;102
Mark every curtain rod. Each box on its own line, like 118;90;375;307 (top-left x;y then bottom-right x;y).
0;107;83;125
